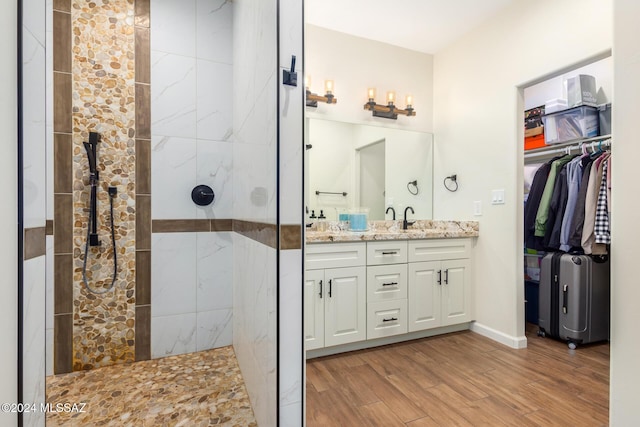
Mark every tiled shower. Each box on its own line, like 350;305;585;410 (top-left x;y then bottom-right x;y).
21;0;304;425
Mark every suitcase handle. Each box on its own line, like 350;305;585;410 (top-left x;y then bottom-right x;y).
562;284;568;314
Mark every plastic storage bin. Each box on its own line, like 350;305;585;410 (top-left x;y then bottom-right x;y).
598;103;612;135
541;105;599;144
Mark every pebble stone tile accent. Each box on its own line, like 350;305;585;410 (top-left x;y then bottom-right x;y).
46;346;257;426
71;0;137;370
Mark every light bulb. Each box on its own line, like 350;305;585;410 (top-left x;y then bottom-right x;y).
304;75;311;90
387;91;396;105
405;94;413;107
324;79;334;95
367;87;376;100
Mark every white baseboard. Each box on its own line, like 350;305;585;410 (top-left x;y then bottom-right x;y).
470;321;527;349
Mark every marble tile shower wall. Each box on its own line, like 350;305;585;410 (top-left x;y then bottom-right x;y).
151;232;233;358
150;0;234;358
232;0;278;426
150;0;233;220
23;0;47;424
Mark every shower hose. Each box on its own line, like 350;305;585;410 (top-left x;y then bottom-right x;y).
82;190;118;294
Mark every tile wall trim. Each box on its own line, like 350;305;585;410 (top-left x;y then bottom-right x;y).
53;0;73;374
152;219;233;233
135;0;151;363
280;224;302;250
24;227;46;260
150;219;302;249
233;220;277;249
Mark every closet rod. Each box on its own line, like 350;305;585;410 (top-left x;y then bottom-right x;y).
524;134;611;160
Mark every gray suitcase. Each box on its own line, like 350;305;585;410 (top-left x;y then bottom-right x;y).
537;252;610;349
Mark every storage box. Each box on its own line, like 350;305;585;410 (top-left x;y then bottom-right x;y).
598;103;612;135
524;134;545;150
565;74;598;108
541;105;599;144
544;98;568;114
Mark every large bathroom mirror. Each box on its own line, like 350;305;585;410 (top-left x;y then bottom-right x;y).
305;118;433;220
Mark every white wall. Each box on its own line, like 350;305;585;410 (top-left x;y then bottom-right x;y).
305;25;433;133
610;0;640;423
524;57;613;110
0;1;18;426
433;0;612;345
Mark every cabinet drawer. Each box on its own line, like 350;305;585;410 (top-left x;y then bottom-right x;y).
408;239;471;262
306;243;366;270
366;241;408;265
367;300;408;339
367;264;407;302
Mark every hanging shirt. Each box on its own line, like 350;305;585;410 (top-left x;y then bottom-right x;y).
534;155;575;237
559;156;584;251
592;159;611;255
524;159;556;250
582;153;610;254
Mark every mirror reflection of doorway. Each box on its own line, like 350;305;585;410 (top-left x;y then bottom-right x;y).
357;140;385;219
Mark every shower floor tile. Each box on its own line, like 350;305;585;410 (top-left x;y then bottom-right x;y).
46;346;257;427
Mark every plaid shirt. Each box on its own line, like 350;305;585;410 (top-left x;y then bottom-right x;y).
594;160;610;245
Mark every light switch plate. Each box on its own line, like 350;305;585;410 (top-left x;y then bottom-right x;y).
473;201;482;216
491;189;505;205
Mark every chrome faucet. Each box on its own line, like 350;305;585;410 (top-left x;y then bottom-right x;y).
385;206;396;220
403;206;415;230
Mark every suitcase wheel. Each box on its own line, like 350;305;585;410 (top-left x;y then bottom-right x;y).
537;329;546;338
568;341;577;350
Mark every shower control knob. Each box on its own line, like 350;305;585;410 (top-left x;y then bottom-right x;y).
191;185;215;206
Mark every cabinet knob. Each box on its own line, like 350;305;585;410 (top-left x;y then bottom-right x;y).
437;270;442;285
328;279;332;298
319;280;323;298
444;269;449;284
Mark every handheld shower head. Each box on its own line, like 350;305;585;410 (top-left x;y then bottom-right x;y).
83;142;97;174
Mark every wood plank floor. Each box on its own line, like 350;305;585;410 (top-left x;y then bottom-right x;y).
306;324;609;426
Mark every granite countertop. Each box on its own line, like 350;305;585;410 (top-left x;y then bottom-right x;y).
306;220;479;243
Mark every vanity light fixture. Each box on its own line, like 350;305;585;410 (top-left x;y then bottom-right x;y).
305;76;338;107
364;88;416;119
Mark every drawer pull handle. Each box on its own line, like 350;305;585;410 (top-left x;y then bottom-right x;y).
319;280;323;298
444;269;449;285
382;282;398;287
382;251;398;255
382;317;398;322
328;279;332;298
437;270;442;285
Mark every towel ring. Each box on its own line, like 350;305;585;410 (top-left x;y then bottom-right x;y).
444;174;458;192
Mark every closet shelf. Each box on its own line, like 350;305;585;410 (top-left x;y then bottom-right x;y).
524;134;611;162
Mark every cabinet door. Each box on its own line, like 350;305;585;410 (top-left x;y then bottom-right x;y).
324;266;366;347
408;261;441;332
441;259;471;326
304;269;325;350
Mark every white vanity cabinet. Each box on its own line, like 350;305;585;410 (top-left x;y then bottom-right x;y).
408;239;472;331
305;237;473;353
305;243;367;350
365;241;408;339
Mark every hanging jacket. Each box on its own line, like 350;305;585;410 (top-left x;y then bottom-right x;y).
534;155;575;237
544;166;569;250
559;156;584;251
568;153;601;249
524;160;554;250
